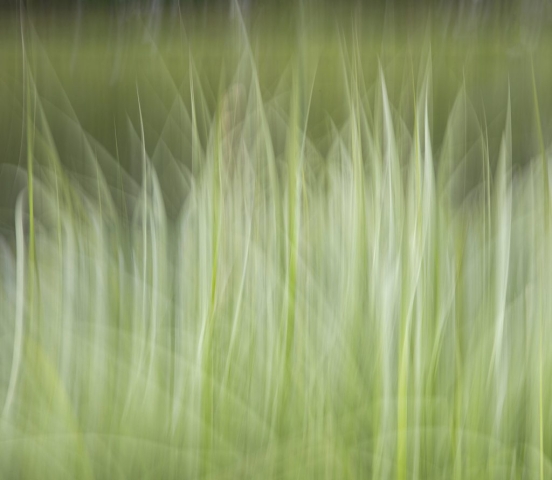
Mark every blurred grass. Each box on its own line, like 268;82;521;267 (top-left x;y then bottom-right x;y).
1;7;552;479
1;12;552;172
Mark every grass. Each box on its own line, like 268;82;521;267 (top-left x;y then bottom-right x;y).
0;9;552;479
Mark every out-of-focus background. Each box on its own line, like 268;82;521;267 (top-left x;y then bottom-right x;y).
1;0;552;229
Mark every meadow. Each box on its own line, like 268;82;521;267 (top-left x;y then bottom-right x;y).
0;6;552;479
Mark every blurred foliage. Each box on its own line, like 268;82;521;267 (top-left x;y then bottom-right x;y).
1;3;552;478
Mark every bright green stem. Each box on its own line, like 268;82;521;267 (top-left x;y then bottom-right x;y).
200;106;222;479
531;57;546;480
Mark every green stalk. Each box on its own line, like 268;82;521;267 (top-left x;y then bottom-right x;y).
280;66;300;438
23;15;36;347
200;95;223;480
452;227;465;480
531;56;547;480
